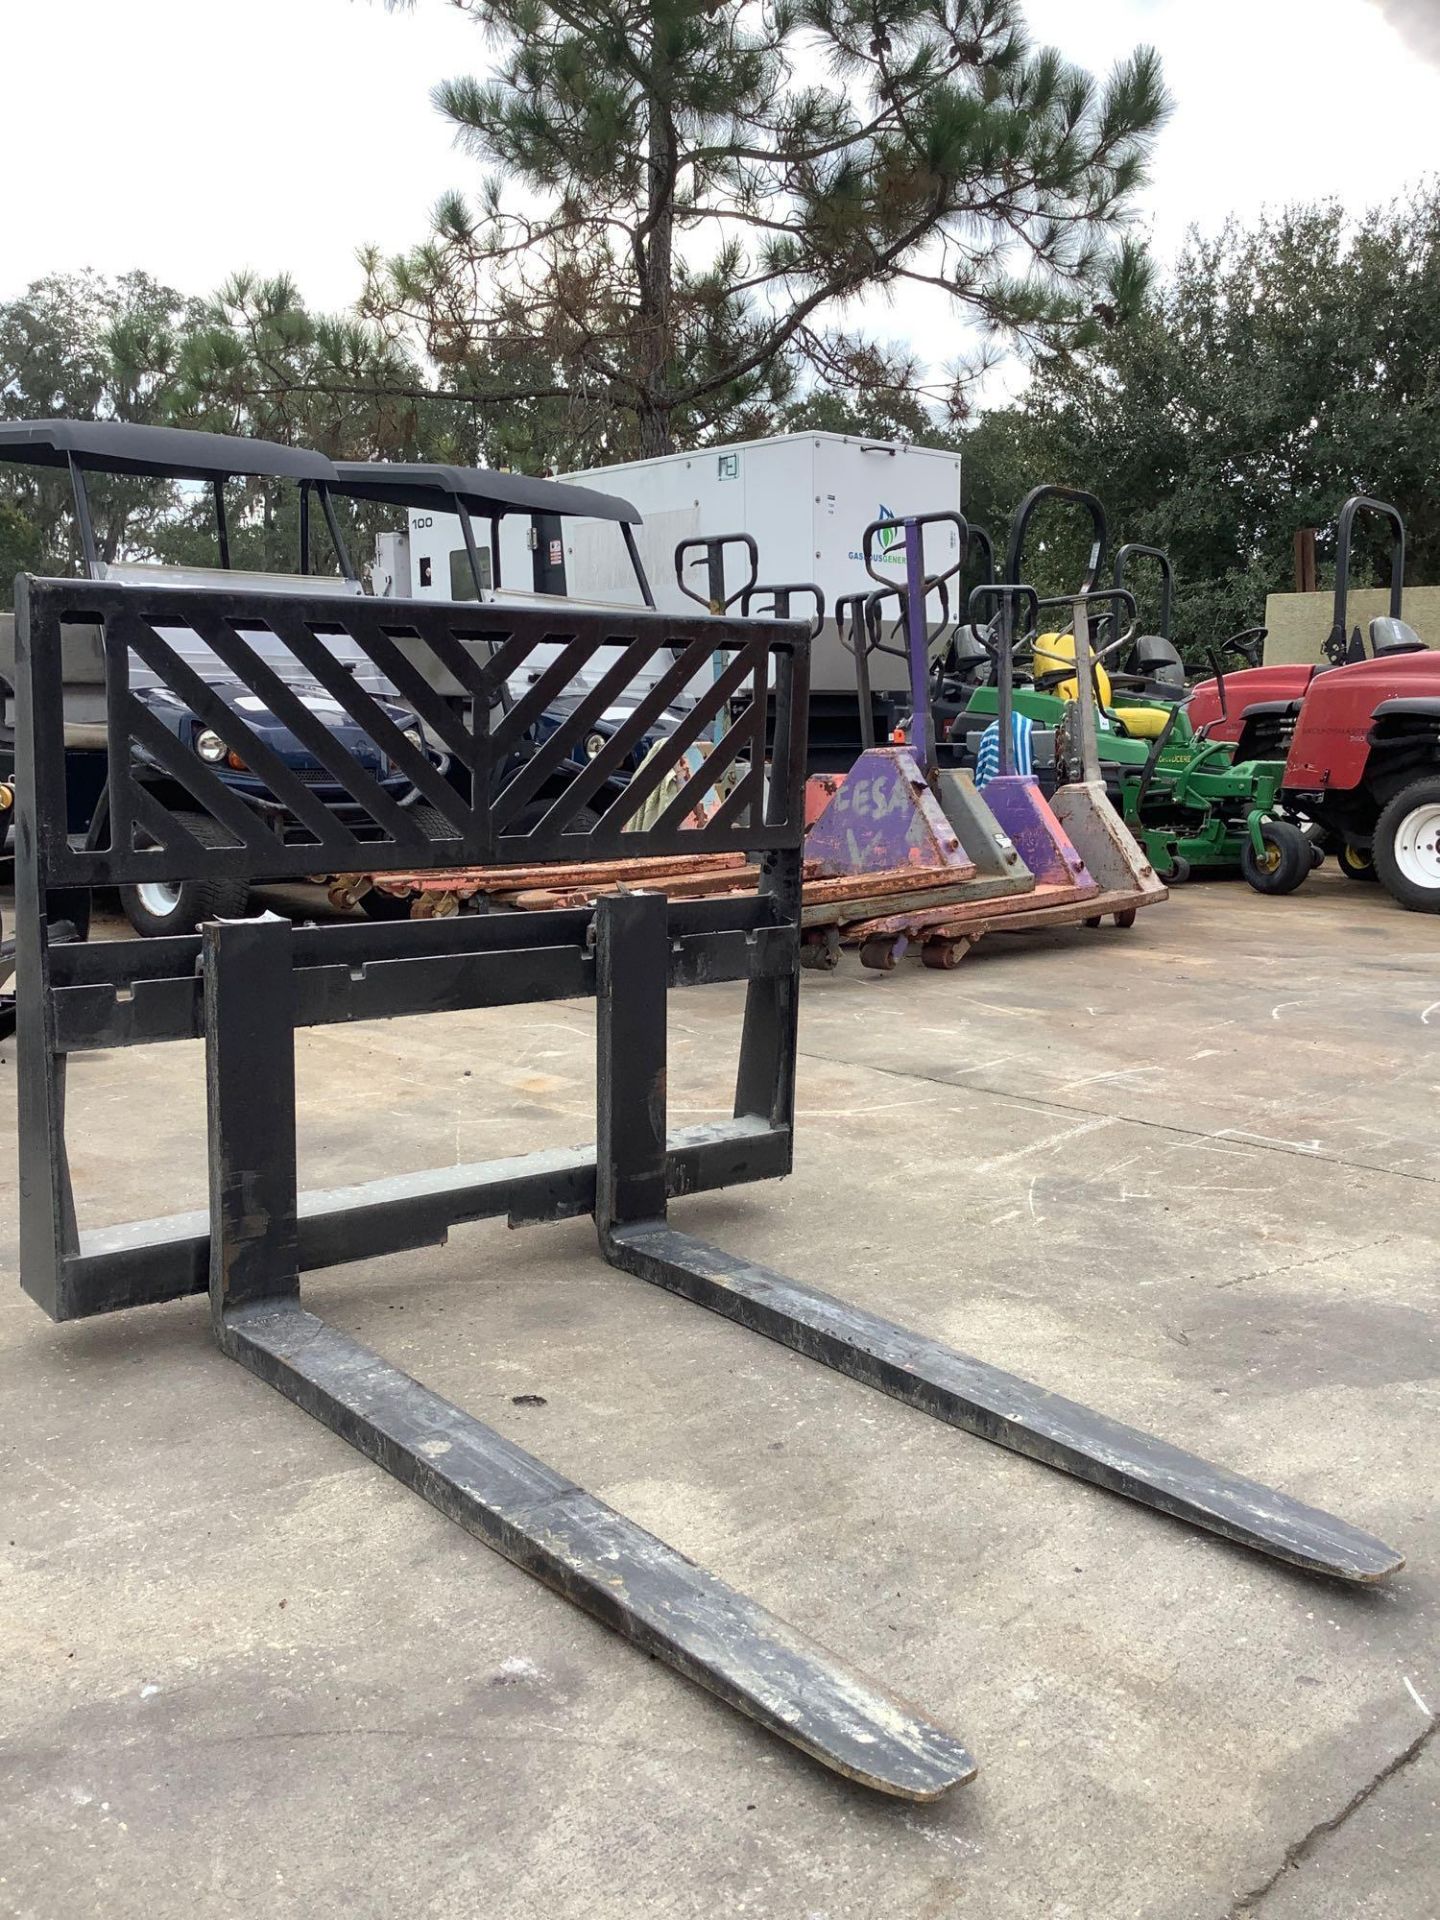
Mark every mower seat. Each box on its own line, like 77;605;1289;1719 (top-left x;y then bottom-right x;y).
1032;629;1171;739
946;624;994;684
1370;617;1428;658
1032;631;1109;704
1132;633;1187;691
1110;705;1172;739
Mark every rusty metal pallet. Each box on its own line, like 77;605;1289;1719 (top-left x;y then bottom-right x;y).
843;877;1166;971
341;850;1032;930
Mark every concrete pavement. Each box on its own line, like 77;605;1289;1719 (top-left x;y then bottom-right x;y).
1;871;1435;1919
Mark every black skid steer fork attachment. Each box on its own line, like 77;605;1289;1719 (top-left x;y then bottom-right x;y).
14;578;1402;1804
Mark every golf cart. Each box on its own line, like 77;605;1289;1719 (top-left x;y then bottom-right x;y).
0;420;442;938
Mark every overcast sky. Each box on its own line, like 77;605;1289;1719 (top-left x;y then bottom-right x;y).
3;0;1438;391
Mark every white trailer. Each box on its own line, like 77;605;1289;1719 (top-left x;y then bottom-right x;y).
384;432;963;763
562;433;962;693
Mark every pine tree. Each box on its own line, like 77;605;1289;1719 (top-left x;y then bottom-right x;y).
374;0;1169;460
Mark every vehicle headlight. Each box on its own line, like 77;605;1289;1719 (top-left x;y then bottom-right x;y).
403;727;424;756
195;728;227;764
584;730;607;759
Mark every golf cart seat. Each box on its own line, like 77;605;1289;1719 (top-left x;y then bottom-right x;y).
1370;617;1428;658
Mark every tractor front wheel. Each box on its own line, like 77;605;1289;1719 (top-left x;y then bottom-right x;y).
1337;841;1379;884
1375;778;1440;912
1240;821;1311;896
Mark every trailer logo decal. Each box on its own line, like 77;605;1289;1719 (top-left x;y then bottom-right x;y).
849;506;905;565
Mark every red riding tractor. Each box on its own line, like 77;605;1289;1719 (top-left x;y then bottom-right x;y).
1193;497;1440;908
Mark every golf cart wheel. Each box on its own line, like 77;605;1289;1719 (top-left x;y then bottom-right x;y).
1374;777;1440;912
1337;841;1379;884
1240;820;1311;896
118;813;250;938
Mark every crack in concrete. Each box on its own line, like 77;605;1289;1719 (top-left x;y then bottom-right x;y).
797;1047;1440;1187
1221;1711;1438;1915
1211;1234;1405;1291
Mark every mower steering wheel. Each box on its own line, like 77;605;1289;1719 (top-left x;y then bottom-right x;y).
1221;627;1267;668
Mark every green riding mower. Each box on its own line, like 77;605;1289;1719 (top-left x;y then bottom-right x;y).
954;486;1313;895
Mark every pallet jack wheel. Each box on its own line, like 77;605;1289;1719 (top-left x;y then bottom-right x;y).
1113;908;1137;928
921;937;969;969
860;936;900;972
1084;915;1103;929
800;927;842;971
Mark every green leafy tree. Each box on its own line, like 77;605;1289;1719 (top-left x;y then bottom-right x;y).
962;188;1440;657
0;270;469;599
0;271;195;586
373;0;1169;460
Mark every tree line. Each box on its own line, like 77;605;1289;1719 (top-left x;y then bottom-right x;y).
1;0;1436;652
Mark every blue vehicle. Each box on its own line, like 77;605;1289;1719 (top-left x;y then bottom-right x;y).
0;419;450;937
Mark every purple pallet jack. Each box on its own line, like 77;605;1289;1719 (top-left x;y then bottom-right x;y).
978;579;1096;891
806;514;1034;897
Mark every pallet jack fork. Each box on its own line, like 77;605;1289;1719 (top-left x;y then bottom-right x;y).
14;577;1402;1803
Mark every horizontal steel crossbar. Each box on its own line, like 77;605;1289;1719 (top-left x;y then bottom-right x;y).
62;1119;791;1321
52;923;794;1052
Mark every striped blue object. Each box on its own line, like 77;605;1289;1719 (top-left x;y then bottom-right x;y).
974;714;1035;789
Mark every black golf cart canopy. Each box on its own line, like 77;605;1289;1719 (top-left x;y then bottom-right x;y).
0;418;355;579
0;419;338;485
331;460;639;525
332;460;652;605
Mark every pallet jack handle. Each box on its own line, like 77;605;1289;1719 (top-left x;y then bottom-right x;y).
1113;543;1174;643
967;582;1041;780
1035;585;1138;781
861;511;968;783
674;533;763;744
834;592;877;751
674;532;761;614
739;580;826;637
1005;485;1109;598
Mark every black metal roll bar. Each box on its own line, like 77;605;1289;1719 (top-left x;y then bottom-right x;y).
1325;496;1406;665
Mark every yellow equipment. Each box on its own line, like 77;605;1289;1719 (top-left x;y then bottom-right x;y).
1032;630;1171;739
